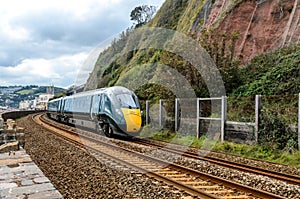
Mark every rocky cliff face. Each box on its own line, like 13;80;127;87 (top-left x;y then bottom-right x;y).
183;0;300;63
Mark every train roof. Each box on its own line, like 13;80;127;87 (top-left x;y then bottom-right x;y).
49;86;133;102
48;97;63;102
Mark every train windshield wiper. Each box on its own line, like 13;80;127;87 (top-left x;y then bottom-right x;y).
122;101;134;109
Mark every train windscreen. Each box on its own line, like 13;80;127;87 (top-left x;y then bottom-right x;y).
115;93;139;109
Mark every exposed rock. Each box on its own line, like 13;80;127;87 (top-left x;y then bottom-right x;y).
0;118;3;129
201;0;300;63
0;141;19;153
0;119;25;147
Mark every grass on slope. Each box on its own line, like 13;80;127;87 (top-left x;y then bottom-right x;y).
17;90;34;95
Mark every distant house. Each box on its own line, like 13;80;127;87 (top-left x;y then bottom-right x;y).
19;100;32;110
19;99;37;110
35;93;54;110
18;86;55;110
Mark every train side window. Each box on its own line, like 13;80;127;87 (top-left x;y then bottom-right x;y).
66;99;70;113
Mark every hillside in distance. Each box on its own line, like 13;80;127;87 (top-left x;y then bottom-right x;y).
84;0;300;98
0;85;65;108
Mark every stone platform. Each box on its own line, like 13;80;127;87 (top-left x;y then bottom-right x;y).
0;148;63;199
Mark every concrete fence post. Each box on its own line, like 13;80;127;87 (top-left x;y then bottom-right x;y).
145;100;150;125
298;93;300;150
221;96;227;142
255;95;262;144
175;98;179;132
196;98;201;138
159;100;163;128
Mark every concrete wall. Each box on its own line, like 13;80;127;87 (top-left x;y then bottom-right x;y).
225;121;255;144
1;110;45;121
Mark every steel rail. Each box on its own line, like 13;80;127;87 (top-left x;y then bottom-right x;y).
133;138;300;186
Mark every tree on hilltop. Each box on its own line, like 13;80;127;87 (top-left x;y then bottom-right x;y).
130;5;156;28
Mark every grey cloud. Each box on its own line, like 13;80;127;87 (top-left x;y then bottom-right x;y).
0;0;165;87
13;5;131;44
0;4;131;66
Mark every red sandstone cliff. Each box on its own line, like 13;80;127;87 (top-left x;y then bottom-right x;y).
197;0;300;63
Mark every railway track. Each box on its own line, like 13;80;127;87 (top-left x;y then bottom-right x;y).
132;138;300;185
32;113;287;199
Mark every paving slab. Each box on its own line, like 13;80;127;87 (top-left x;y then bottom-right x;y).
21;180;34;186
0;148;63;199
33;177;50;184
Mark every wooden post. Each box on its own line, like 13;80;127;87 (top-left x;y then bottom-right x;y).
159;100;163;128
196;98;200;138
298;93;300;150
255;95;262;144
221;96;227;142
145;100;150;125
175;98;179;132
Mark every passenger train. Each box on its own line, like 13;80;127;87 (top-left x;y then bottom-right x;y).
47;86;142;137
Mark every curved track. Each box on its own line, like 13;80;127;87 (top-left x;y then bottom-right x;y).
32;113;287;199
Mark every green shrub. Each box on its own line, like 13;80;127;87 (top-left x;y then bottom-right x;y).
258;109;297;150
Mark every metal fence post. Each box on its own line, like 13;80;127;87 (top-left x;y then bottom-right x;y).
255;95;262;144
298;93;300;150
221;96;227;142
145;100;150;125
196;98;200;138
175;98;179;132
159;100;163;128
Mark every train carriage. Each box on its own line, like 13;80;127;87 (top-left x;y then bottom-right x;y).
47;86;142;137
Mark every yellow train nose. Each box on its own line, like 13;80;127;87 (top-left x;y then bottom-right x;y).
121;108;142;133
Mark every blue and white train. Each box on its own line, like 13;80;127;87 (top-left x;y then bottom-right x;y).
47;86;142;137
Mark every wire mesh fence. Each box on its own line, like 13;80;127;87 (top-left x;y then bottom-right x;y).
142;93;300;149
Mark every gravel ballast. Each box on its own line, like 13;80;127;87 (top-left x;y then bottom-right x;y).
17;116;190;198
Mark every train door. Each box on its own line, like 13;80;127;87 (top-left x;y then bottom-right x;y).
61;99;66;114
99;94;104;113
58;99;65;122
90;94;101;120
103;95;112;115
58;100;62;113
98;94;114;137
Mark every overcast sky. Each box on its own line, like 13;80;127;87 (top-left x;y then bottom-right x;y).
0;0;165;88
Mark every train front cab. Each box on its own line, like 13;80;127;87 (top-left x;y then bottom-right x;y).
96;89;142;137
116;92;142;135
